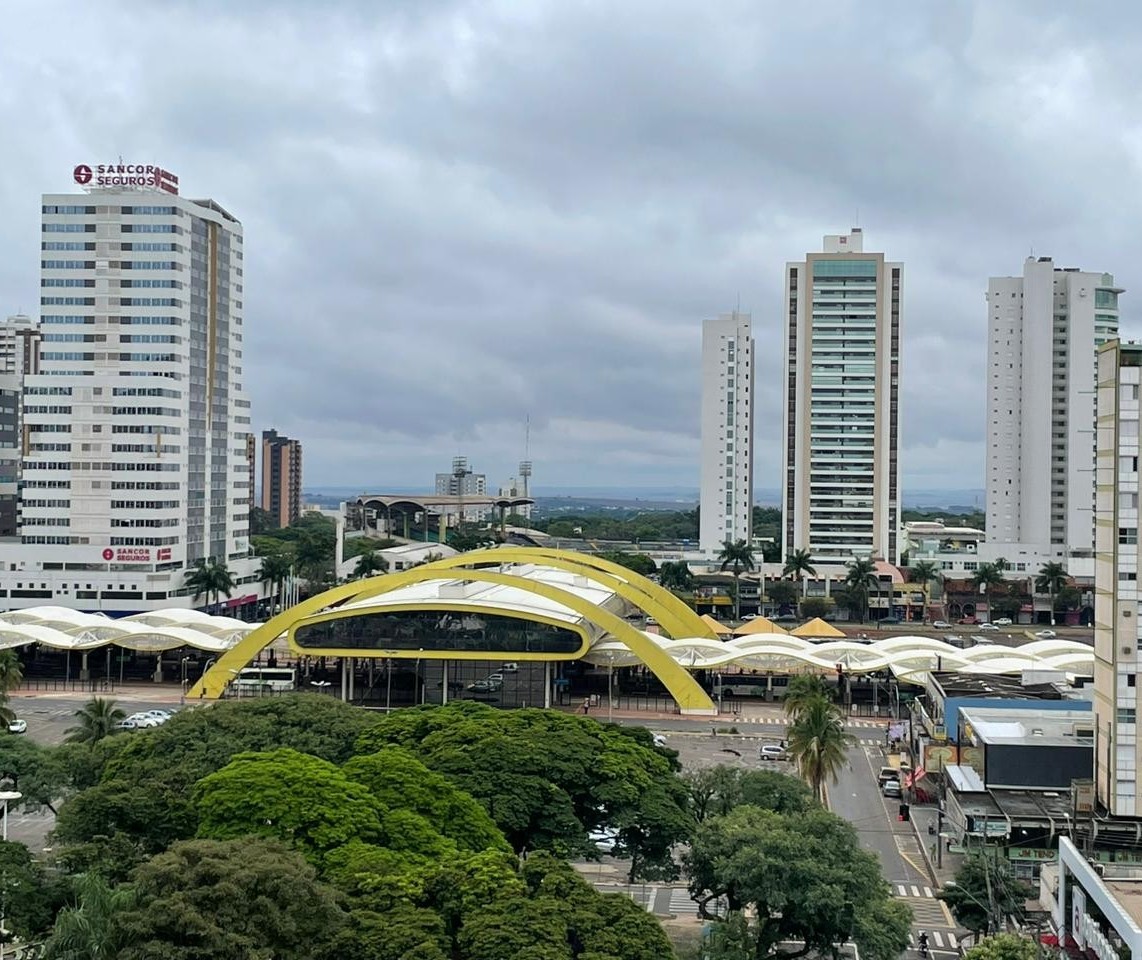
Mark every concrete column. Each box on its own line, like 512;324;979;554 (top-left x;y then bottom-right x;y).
348;659;354;702
544;661;551;708
80;651;89;682
442;660;449;705
340;658;347;701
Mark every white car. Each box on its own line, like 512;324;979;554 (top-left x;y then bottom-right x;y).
113;718;137;731
589;827;619;853
759;744;788;761
7;719;26;735
141;710;173;723
1035;629;1058;639
652;734;667;747
126;712;163;728
932;620;952;629
978;623;999;632
993;618;1013;626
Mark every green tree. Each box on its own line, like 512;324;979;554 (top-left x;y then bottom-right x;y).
598;551;658;577
938;853;1032;935
766;580;798;610
1035;561;1068;626
193;748;382;861
658;560;694;593
0;649;24;723
972;562;1005;623
256;550;293;611
782;549;816;580
248;505;276;535
718;539;756;621
0;735;73;813
843;557;878;623
353;549;390;579
908;560;942;619
786;696;854;803
782;674;831;719
800;596;831;620
685;767;814;824
0;839;67;941
1055;585;1082;614
63;697;125;744
184;556;234;612
115;837;345;960
685;805;909;960
41;871;135;960
963;934;1040;960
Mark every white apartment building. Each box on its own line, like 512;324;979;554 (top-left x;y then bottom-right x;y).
0;315;42;375
434;459;490;522
987;258;1121;566
699;311;754;553
1093;339;1141;816
782;229;902;564
0;173;262;613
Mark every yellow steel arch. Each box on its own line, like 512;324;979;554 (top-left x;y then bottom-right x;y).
189;564;717;714
366;546;715;641
381;547;714;641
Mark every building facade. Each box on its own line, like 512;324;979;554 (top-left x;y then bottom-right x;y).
0;176;261;613
699;311;755;553
261;428;302;528
987;258;1121;560
0;314;42;375
783;229;902;564
1094;339;1142;816
434;459;489;522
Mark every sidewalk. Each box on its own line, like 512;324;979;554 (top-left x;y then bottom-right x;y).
910;801;964;888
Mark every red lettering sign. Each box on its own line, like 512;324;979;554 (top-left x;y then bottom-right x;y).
73;164;93;185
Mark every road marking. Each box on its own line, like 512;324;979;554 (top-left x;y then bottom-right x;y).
894;884;935;898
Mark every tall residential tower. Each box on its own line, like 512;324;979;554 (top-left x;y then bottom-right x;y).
699;311;755;554
261;429;302;528
782;229;902;564
986;258;1121;561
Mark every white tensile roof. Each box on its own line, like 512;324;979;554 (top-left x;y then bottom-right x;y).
0;607;260;653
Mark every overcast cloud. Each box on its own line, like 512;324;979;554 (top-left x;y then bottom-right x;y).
2;0;1141;496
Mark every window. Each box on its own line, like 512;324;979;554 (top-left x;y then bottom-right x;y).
1129;675;1137;688
1119;708;1137;724
1120;528;1138;545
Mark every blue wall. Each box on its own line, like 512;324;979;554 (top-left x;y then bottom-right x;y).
945;696;1090;734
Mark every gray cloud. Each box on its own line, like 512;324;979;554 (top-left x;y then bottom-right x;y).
2;0;1141;497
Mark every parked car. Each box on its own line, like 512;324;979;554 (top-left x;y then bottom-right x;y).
6;719;26;735
877;766;900;786
977;623;999;632
882;779;902;798
993;617;1013;626
466;678;502;693
113;718;137;731
126;712;163;728
589;828;619;854
741;614;758;621
932;620;951;629
652;733;667;747
1035;629;1058;639
760;744;788;761
771;614;799;623
971;636;995;645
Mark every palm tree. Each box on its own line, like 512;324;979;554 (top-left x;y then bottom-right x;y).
658;560;694;593
64;698;126;744
718;539;756;622
1035;561;1068;627
843;557;878;623
41;871;134;960
782;548;816;580
353;549;390;579
908;560;942;622
787;695;856;803
184;557;235;613
783;674;830;719
972;562;1004;624
256;552;293;612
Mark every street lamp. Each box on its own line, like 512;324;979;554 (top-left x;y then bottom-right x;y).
0;775;21;843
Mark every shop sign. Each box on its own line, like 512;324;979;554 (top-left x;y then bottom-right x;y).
101;547;151;563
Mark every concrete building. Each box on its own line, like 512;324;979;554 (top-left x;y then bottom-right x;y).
699;311;755;553
0;170;262;613
783;229;902;564
434;457;490;522
260;429;302;528
987;258;1122;566
0;314;41;375
1094;339;1142;816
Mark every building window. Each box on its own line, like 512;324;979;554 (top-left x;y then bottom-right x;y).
1120;528;1138;545
1129;675;1137;688
1118;708;1137;724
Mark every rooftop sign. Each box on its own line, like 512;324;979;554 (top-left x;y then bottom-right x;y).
73;163;179;195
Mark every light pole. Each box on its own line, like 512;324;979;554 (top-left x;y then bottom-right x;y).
0;778;21;843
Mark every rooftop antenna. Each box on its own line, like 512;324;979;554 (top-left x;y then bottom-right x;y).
519;416;532;514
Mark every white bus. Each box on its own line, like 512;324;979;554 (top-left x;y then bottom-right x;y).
232;667;296;695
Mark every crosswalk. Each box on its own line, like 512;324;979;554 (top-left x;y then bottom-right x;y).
895;883;936;898
907;930;958;950
730;715;887;730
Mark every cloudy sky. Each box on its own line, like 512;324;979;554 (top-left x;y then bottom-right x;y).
1;1;1139;498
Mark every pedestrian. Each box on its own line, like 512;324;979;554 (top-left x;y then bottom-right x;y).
581;699;589;715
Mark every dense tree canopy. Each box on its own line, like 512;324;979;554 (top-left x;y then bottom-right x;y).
963;934;1040;960
938;854;1032;934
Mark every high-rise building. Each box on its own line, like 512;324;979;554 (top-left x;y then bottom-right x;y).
1093;339;1142;815
699;311;755;553
435;458;489;522
987;258;1122;560
0;315;41;375
782;229;902;564
261;429;302;528
0;170;259;612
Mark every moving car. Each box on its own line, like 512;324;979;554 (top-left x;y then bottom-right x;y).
993;617;1013;626
882;779;902;798
1035;629;1058;639
466;678;502;693
759;744;788;761
977;623;999;632
932;620;951;629
7;719;26;735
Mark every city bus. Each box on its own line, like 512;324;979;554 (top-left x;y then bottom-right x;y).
232;667;297;695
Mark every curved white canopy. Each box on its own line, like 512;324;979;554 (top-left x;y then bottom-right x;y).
0;607;260;653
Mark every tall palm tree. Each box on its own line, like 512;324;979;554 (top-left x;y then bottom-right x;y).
844;557;878;623
1035;561;1068;627
256;552;293;612
658;560;694;593
64;698;126;744
782;548;816;580
184;557;235;613
787;695;856;803
41;871;134;960
353;549;389;580
718;539;756;622
972;562;1004;623
783;674;830;719
908;560;942;622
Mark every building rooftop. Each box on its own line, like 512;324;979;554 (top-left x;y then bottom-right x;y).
1104;882;1142;929
932;671;1075;700
960;705;1094;748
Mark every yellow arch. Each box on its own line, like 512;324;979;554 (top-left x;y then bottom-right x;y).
190;562;717;714
375;547;714;642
